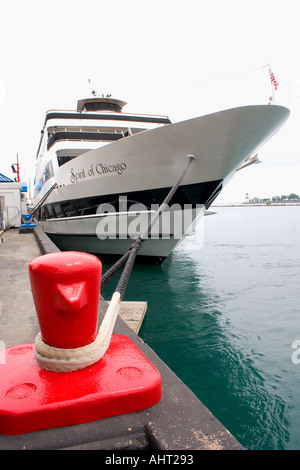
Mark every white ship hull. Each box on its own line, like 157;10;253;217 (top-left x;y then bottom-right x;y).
39;207;204;264
33;98;290;263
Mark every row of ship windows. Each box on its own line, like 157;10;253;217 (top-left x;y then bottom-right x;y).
40;197;149;220
41;200;98;219
47;129;134;150
37;129;135;161
48;127;130;136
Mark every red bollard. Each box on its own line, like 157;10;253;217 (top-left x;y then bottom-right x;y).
29;251;101;349
0;252;161;435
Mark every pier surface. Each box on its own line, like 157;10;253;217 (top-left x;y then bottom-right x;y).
0;227;243;450
0;229;41;346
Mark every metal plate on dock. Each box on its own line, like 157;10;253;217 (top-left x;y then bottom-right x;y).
0;334;161;436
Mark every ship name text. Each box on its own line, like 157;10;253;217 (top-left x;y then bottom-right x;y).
70;162;127;183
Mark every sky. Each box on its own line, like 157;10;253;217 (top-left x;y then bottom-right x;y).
0;0;299;203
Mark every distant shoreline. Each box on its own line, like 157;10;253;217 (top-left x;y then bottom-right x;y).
212;202;300;207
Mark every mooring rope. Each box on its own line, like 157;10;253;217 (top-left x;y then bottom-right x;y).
102;155;195;294
101;250;131;289
35;291;122;372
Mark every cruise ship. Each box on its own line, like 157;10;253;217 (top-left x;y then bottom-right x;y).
33;93;290;263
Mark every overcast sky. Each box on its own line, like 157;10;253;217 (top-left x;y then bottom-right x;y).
1;0;299;202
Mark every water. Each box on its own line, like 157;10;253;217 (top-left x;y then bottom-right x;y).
101;206;300;450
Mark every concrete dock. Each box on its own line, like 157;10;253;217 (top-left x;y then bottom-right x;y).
0;227;243;450
0;228;41;347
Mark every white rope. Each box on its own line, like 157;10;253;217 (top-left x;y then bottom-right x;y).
35;292;121;372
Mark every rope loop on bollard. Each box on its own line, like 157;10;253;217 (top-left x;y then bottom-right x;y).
35;292;121;372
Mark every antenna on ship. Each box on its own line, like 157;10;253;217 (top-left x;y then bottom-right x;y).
88;78;99;97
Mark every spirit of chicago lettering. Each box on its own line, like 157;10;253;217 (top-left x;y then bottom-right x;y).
70;162;127;183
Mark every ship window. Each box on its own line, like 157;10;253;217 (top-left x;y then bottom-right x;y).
61;202;78;217
45;204;55;219
74;200;98;216
48;131;123;150
34;161;54;195
52;203;65;218
84;102;122;112
44;161;54;181
56;149;90;167
57;155;76;167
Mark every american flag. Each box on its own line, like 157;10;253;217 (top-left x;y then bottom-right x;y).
269;69;278;90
